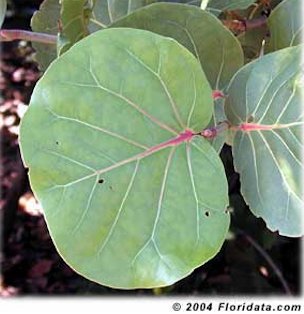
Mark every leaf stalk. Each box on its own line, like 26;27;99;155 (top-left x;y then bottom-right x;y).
222;15;267;32
200;121;230;139
0;29;57;44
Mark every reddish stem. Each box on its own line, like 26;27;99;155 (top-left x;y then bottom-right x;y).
0;29;57;44
146;129;194;154
222;15;267;32
212;90;225;100
200;121;230;139
245;16;268;30
232;123;274;132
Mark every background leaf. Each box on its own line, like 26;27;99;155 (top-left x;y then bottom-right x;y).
59;0;91;54
30;0;60;71
88;0;158;32
20;28;230;288
225;45;303;237
267;0;303;52
237;26;268;64
112;3;244;152
0;0;6;27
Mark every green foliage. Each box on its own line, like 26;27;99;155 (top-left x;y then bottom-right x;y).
267;0;303;51
58;0;91;54
0;0;6;28
11;0;303;289
20;28;230;288
238;26;268;63
31;0;60;70
88;0;158;32
112;3;244;152
225;45;303;236
112;4;244;90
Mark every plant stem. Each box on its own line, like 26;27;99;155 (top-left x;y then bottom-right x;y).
199;121;230;139
0;29;57;44
231;122;274;131
212;90;225;100
240;231;292;295
245;15;268;30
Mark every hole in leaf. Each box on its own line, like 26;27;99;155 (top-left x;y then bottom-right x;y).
98;179;104;184
225;207;233;214
247;115;254;123
205;211;210;217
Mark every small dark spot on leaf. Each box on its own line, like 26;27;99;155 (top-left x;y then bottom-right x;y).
109;186;113;190
55;141;59;145
98;179;104;184
205;211;210;217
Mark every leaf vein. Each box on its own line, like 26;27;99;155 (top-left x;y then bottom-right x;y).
72;176;99;234
124;48;185;129
87;57;178;135
257;131;303;202
97;159;140;256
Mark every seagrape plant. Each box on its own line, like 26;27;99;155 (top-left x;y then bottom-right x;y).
0;0;302;289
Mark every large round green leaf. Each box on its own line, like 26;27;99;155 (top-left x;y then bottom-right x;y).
267;0;303;52
20;28;229;288
112;3;244;152
225;45;303;237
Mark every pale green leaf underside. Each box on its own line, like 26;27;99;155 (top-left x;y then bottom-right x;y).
267;0;303;52
0;0;6;28
31;0;60;71
112;3;244;152
20;28;229;288
225;45;303;236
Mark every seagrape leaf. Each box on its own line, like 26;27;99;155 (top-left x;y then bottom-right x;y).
88;0;158;32
0;0;6;27
238;26;268;63
112;4;243;90
59;0;91;54
31;0;60;71
112;3;244;152
20;28;230;288
267;0;303;52
225;45;303;237
88;0;202;33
